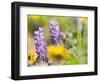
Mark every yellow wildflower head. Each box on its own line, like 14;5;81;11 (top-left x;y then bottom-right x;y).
48;45;71;64
28;50;38;65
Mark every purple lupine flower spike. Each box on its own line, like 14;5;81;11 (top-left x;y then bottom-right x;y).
50;20;65;45
34;31;41;59
34;27;48;63
50;20;60;45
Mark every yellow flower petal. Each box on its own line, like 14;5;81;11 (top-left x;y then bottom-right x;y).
48;45;71;63
28;50;38;65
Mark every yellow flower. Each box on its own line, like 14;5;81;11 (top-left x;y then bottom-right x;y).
31;16;40;20
80;17;88;24
48;45;71;64
28;50;38;65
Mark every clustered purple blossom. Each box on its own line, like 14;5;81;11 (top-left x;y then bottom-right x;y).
34;20;65;64
34;27;48;63
50;20;65;45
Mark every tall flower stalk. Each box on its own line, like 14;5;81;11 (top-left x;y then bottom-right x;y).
34;27;48;63
50;20;65;45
